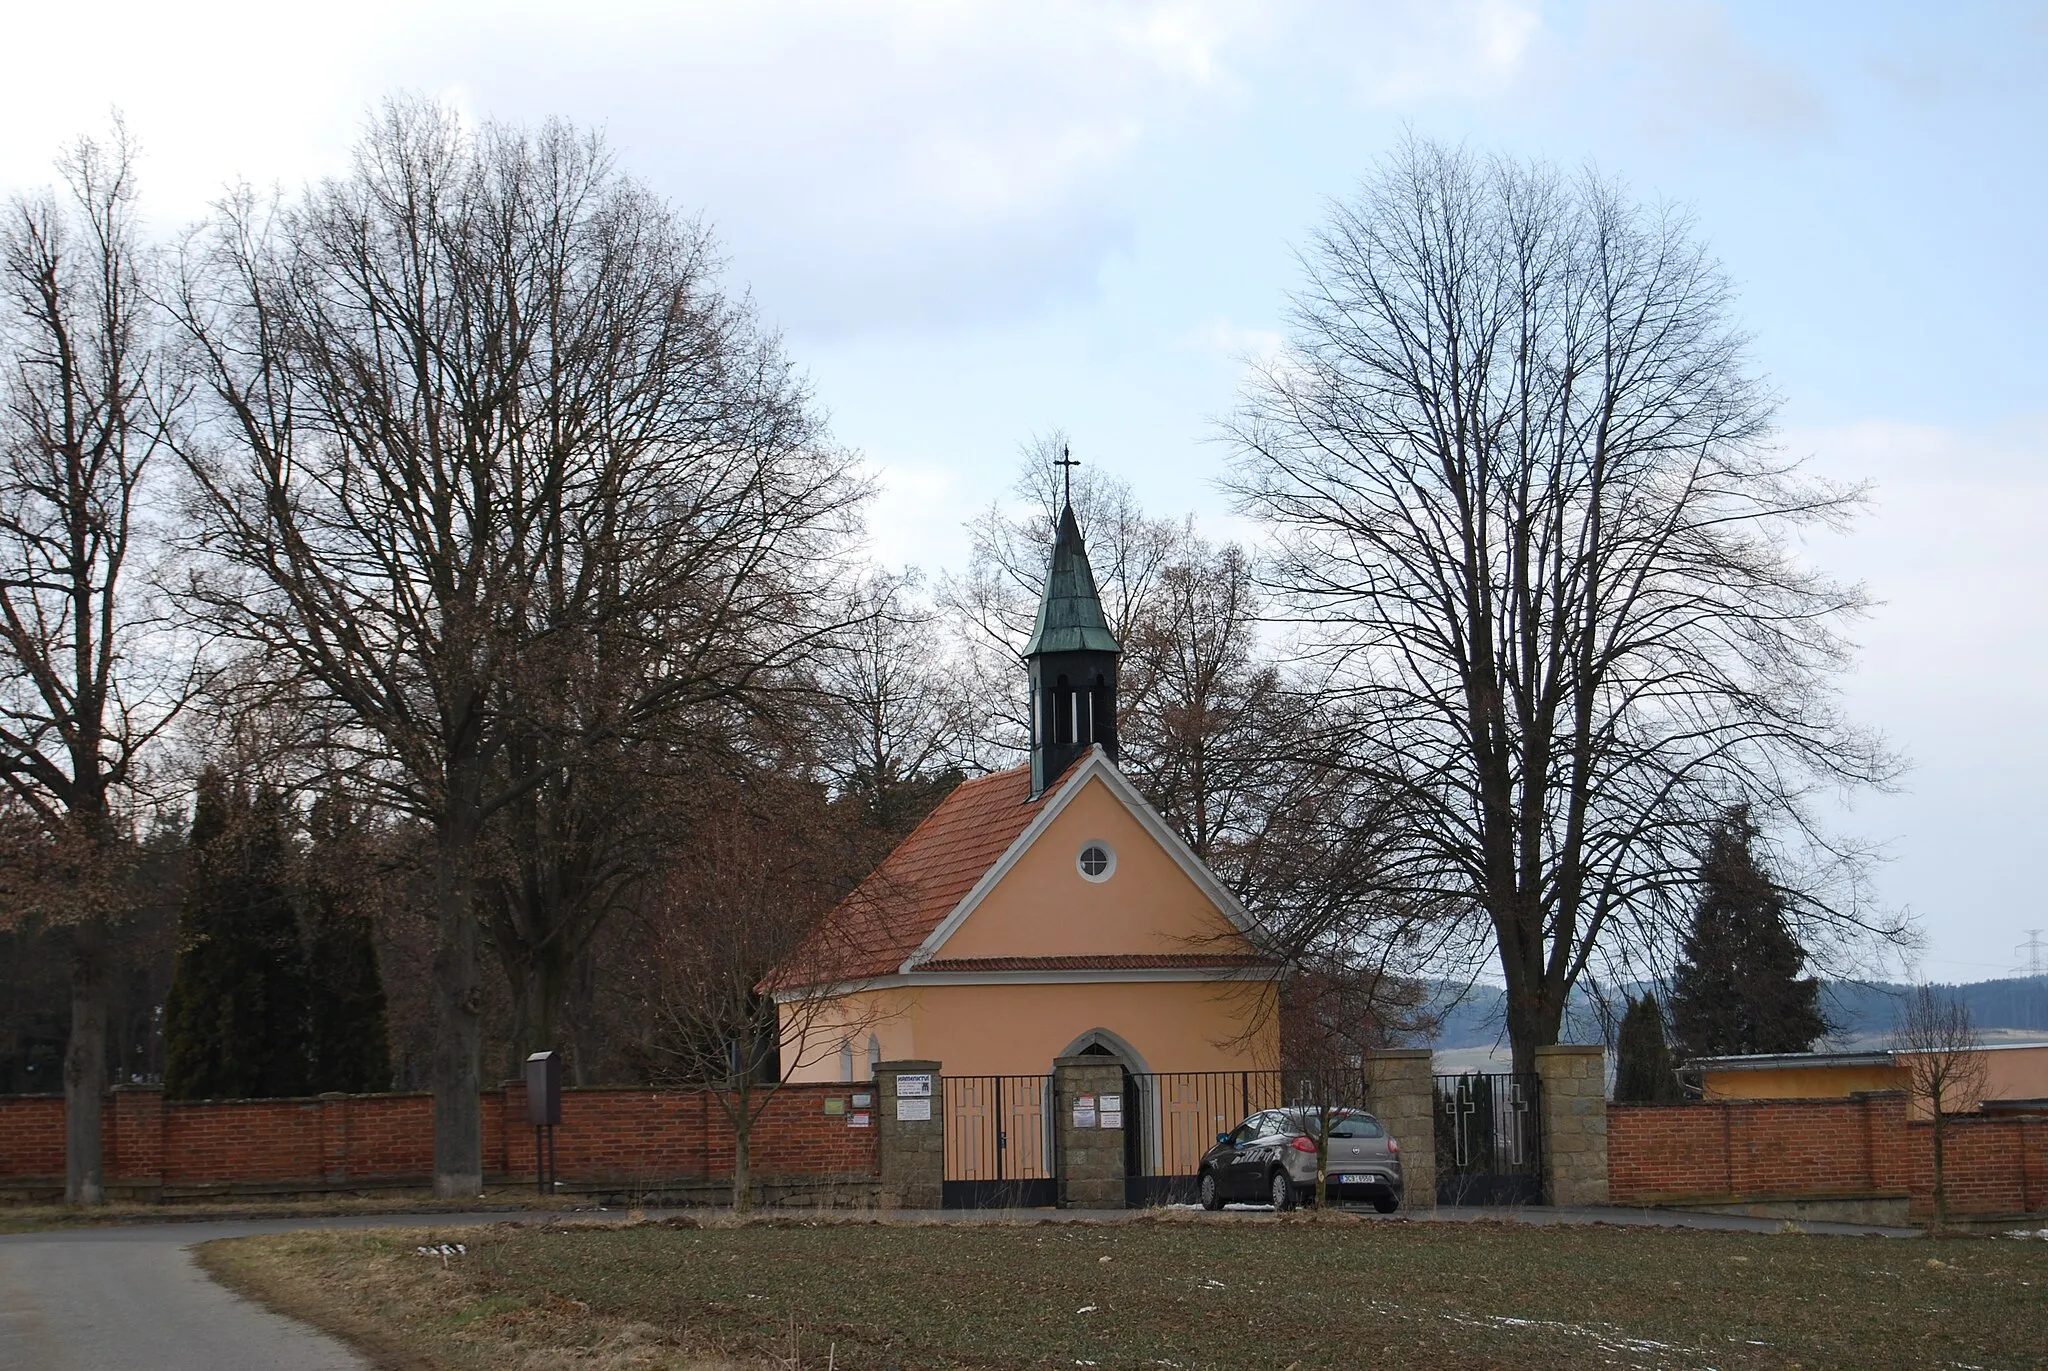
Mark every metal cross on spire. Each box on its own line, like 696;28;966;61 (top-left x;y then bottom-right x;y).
1055;444;1079;508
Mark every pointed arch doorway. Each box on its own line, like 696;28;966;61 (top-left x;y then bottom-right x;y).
1059;1029;1149;1200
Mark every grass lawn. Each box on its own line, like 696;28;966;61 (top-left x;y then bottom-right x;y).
199;1213;2048;1371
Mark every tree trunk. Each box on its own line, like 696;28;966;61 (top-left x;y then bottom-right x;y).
431;808;484;1198
63;914;110;1206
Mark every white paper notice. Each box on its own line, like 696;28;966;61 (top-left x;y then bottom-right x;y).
896;1096;932;1122
1073;1094;1097;1128
897;1073;933;1097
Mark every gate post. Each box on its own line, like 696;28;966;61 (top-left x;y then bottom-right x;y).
1053;1056;1127;1209
875;1060;944;1211
1533;1044;1608;1207
1361;1049;1435;1209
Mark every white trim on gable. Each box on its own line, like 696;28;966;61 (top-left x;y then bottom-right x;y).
900;746;1260;973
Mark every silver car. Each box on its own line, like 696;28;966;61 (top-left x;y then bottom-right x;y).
1196;1107;1403;1213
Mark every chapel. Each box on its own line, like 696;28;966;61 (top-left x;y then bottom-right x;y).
774;494;1279;1084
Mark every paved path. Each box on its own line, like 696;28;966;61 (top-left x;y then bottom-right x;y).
0;1212;515;1371
0;1200;1919;1369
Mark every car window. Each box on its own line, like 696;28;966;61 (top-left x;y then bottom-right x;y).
1229;1117;1262;1146
1329;1114;1384;1139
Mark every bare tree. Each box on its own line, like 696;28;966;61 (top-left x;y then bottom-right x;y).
1118;538;1279;867
1895;985;1988;1232
811;567;973;830
0;127;189;1203
1278;957;1434;1209
1226;137;1903;1071
168;101;863;1194
642;772;889;1210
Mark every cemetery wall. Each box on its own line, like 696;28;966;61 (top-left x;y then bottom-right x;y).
0;1081;877;1202
1609;1092;2047;1221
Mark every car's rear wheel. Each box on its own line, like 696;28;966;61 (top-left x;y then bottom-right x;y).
1198;1171;1224;1211
1372;1194;1399;1214
1269;1169;1296;1212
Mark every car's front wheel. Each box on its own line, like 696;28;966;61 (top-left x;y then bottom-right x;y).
1269;1169;1296;1212
1198;1171;1224;1211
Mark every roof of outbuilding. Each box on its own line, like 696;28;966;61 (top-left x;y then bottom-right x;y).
1023;503;1122;657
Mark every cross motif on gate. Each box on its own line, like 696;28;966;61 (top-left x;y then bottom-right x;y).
1499;1079;1530;1165
1444;1085;1477;1167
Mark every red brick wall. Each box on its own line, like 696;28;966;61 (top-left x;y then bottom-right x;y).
1611;1093;2046;1219
1906;1116;2048;1217
0;1095;64;1180
0;1083;876;1193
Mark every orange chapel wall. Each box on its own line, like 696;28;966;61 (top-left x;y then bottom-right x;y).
937;776;1248;960
779;773;1276;1083
780;979;1278;1082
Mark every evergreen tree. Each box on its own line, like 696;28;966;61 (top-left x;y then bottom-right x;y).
303;793;391;1093
1669;809;1827;1059
162;772;310;1098
1614;993;1684;1103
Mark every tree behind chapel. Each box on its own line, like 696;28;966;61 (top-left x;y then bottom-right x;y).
162;771;310;1099
1669;810;1826;1060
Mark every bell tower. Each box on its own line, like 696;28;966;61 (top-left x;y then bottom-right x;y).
1025;494;1122;797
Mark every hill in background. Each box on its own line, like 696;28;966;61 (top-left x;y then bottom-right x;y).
1422;974;2048;1073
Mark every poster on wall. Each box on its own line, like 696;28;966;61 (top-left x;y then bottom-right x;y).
1073;1094;1096;1128
1100;1093;1123;1129
896;1096;932;1122
849;1112;871;1129
897;1073;933;1097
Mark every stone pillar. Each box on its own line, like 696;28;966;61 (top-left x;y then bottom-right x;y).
874;1060;944;1210
1361;1049;1435;1210
319;1093;351;1185
1534;1044;1608;1207
1053;1056;1127;1209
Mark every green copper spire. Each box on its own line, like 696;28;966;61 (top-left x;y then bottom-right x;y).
1024;503;1122;657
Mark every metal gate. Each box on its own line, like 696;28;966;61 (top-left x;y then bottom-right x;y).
1124;1071;1284;1205
1434;1071;1543;1205
942;1074;1056;1208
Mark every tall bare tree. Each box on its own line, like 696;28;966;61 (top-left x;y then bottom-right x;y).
169;101;862;1193
1227;138;1903;1070
0;128;187;1203
1895;985;1988;1232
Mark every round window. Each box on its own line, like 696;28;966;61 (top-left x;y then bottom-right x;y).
1077;842;1115;882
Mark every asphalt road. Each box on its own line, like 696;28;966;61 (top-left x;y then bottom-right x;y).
0;1201;1919;1370
0;1211;535;1371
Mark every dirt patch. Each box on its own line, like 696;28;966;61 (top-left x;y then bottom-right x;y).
199;1213;2048;1370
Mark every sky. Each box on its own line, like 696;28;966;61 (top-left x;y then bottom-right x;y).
4;0;2043;984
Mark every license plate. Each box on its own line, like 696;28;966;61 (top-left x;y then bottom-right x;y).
1335;1174;1369;1184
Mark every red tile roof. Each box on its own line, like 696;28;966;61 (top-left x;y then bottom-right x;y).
776;764;1046;987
